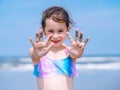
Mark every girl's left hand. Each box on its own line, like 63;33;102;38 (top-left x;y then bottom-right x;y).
62;29;89;59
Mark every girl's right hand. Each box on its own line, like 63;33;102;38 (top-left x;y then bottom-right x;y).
29;30;54;59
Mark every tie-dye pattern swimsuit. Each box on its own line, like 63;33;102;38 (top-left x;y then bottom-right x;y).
33;51;78;78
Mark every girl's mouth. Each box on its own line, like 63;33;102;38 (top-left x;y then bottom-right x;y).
51;40;60;44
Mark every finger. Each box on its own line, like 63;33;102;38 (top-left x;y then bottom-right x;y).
36;32;39;43
62;43;70;51
79;32;83;42
75;29;79;41
29;37;35;47
46;42;54;50
66;32;74;43
39;30;43;42
44;34;52;44
84;37;90;45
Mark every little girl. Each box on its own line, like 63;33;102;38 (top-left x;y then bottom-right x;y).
29;6;89;90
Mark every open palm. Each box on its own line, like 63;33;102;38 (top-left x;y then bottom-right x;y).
29;30;54;58
62;29;89;59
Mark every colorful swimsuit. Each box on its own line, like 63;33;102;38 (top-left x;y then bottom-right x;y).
33;55;78;78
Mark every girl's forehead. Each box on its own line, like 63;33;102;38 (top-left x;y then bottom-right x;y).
45;18;67;29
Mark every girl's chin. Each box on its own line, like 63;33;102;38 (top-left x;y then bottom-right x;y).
52;43;63;48
53;44;61;47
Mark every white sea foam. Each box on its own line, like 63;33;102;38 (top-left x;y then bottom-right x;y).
76;57;120;70
76;57;120;62
0;63;33;71
0;57;120;71
76;62;120;70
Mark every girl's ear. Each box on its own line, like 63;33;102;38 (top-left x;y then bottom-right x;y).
67;26;71;32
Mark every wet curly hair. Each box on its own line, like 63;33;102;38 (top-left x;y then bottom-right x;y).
41;6;73;28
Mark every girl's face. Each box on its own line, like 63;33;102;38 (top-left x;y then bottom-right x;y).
44;18;70;47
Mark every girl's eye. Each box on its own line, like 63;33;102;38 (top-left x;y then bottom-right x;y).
59;30;63;33
48;30;53;33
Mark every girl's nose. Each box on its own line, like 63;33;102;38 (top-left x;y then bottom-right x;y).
52;33;59;39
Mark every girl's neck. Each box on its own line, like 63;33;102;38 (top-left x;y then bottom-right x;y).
50;46;64;53
47;46;67;60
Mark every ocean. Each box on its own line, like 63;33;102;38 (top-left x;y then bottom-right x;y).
0;56;120;90
0;56;120;71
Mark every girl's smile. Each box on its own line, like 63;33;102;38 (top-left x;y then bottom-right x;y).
51;40;61;44
44;18;70;47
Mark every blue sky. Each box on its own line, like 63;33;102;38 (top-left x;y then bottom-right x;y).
0;0;120;56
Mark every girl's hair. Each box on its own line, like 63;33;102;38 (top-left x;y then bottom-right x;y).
41;6;73;28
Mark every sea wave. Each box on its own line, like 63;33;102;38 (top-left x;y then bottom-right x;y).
77;57;120;63
0;63;33;71
76;62;120;70
0;57;120;71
